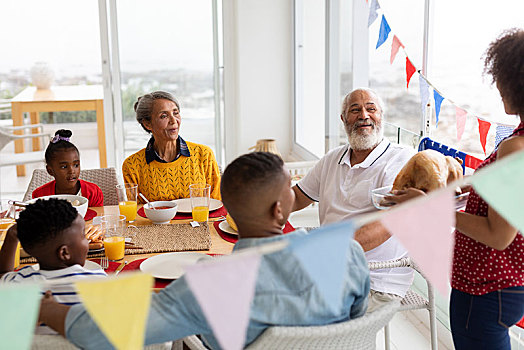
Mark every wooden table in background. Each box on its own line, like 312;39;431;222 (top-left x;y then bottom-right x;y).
11;85;106;176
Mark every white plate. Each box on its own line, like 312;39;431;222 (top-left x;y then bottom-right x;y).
218;220;238;236
32;260;101;271
139;252;213;279
172;198;223;213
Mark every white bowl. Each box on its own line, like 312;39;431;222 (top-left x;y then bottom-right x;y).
371;186;396;210
26;194;89;218
144;201;178;224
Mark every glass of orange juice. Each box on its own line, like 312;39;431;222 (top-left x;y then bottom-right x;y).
101;215;126;261
189;183;211;222
116;183;138;222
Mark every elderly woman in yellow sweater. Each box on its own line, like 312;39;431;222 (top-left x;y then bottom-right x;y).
122;91;221;201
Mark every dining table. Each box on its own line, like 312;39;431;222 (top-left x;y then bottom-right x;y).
20;204;237;290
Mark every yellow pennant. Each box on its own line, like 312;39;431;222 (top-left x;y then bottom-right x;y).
75;273;153;350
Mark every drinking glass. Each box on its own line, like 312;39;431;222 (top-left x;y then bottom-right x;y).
116;183;138;222
0;200;19;268
189;183;211;222
101;214;126;261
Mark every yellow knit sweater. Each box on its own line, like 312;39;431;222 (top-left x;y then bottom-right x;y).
122;141;221;202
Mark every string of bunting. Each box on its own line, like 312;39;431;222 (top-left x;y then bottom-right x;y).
367;0;517;155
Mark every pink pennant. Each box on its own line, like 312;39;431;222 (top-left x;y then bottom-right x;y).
477;118;491;155
406;57;416;89
185;254;261;350
380;189;456;296
456;107;467;142
390;35;404;64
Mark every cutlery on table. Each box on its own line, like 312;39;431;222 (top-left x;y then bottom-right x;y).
139;193;156;210
100;256;109;270
114;261;128;276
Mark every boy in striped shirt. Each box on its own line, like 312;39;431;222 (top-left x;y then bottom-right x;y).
0;198;106;333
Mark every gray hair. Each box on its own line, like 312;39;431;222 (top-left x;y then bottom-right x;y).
134;91;180;133
341;87;386;119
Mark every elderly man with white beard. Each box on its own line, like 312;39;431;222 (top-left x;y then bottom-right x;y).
292;88;415;312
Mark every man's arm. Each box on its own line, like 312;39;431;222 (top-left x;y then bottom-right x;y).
292;185;314;212
0;225;19;275
353;221;391;252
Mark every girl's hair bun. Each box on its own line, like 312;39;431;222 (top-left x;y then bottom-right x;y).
55;129;73;138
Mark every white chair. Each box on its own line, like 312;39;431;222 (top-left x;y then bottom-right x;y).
0;124;51;168
31;334;175;350
183;301;400;350
369;257;437;350
23;168;120;205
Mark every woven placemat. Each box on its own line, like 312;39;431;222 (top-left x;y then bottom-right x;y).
20;223;211;264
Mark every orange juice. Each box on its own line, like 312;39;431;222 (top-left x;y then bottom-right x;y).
118;201;137;222
192;206;209;222
103;236;125;261
0;218;15;230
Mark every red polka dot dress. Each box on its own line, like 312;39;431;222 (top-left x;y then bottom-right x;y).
452;122;524;295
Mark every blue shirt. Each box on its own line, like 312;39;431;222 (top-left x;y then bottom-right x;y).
65;229;370;349
145;136;191;164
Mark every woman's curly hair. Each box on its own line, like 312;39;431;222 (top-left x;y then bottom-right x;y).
483;28;524;116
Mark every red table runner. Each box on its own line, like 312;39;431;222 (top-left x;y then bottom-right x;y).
137;206;228;220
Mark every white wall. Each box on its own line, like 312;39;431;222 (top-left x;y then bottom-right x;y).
223;0;293;164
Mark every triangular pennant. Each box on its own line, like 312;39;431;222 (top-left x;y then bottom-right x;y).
477;118;491;155
75;273;153;350
471;149;524;234
292;221;354;313
406;58;416;89
455;107;467;142
0;284;41;350
380;188;455;296
368;0;381;27
495;124;515;148
185;253;261;350
390;35;404;64
376;15;391;49
419;75;430;117
433;90;445;127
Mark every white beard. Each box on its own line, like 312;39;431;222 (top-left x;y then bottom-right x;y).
345;119;384;151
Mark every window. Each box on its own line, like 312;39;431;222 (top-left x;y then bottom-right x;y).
113;0;222;162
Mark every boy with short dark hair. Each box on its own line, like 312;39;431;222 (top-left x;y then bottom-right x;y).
0;198;106;327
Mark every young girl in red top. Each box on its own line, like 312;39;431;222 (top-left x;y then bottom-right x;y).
32;129;104;207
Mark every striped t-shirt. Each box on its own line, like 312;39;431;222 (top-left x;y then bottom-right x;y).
1;264;107;334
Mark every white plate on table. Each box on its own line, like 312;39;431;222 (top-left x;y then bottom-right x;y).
172;198;223;213
218;220;238;236
139;252;213;279
32;260;102;271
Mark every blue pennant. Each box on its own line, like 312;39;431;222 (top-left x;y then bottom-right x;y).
376;15;391;49
433;90;444;127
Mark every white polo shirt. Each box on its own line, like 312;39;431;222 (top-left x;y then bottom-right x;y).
297;138;416;296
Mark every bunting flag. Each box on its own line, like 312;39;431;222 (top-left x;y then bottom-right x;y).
368;0;380;27
292;222;354;313
477;118;491;155
406;58;416;89
75;273;153;350
433;90;445;127
380;188;456;296
390;35;404;64
376;15;391;49
471;149;524;234
185;253;261;350
495;124;514;148
455;107;467;142
419;75;430;117
0;284;41;350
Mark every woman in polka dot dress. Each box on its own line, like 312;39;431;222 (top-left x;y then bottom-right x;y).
391;29;524;349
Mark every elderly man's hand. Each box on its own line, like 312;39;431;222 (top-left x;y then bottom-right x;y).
385;188;426;204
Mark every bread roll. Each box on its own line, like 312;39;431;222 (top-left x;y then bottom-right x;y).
392;150;463;192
